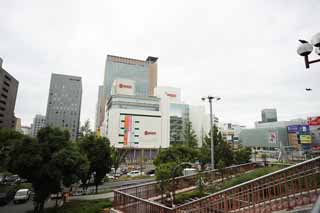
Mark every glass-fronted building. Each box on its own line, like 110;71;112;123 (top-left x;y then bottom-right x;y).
169;103;189;145
103;55;158;98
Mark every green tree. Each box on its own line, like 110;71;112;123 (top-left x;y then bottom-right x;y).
261;153;268;167
155;162;174;203
217;160;226;182
0;129;23;171
8;127;85;213
111;146;127;178
234;147;252;164
51;143;89;191
183;121;198;148
78;134;112;193
154;145;198;204
200;127;233;168
153;145;198;167
79;119;92;138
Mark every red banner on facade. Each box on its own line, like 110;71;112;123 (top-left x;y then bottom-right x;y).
308;116;320;126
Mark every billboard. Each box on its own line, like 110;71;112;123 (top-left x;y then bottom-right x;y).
268;131;277;144
119;113;161;148
112;79;135;96
287;125;312;148
308;116;320;126
299;135;312;144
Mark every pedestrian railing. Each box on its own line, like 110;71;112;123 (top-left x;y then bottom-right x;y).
175;156;320;213
113;162;257;213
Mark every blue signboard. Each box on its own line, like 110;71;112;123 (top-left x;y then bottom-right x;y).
287;125;310;134
287;125;300;133
298;125;310;134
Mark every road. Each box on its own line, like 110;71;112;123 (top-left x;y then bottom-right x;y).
70;177;155;201
0;196;57;213
0;178;155;212
74;177;155;194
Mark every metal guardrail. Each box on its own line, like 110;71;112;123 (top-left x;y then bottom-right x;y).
113;162;257;213
176;156;320;213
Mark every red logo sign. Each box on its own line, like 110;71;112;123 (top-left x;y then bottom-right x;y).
144;131;156;135
308;116;320;126
119;83;132;89
165;92;176;98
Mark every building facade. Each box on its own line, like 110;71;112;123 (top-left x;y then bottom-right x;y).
239;127;289;149
31;114;46;137
0;58;19;129
255;119;307;129
20;126;31;135
103;55;158;98
220;123;246;144
104;80;162;164
188;105;211;147
95;85;104;132
97;55;158;132
261;108;277;123
45;73;82;140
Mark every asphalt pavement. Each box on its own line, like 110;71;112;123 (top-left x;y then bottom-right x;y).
0;196;56;213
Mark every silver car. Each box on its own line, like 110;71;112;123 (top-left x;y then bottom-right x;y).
14;189;31;203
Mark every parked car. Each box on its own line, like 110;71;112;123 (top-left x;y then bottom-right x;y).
5;175;21;185
127;170;144;177
14;189;31;203
146;169;155;176
50;192;63;199
0;185;17;205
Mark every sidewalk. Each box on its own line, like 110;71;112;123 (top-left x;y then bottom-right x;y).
69;192;114;201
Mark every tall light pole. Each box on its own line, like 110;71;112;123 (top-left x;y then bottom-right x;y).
297;32;320;69
202;96;221;170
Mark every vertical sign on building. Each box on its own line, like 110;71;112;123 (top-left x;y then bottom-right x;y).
268;131;277;144
121;115;139;147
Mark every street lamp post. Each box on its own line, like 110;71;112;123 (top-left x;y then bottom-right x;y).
297;32;320;69
202;96;221;170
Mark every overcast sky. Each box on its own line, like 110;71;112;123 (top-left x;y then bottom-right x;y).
1;0;319;128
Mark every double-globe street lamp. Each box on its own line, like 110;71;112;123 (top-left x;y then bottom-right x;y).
297;32;320;69
201;96;221;170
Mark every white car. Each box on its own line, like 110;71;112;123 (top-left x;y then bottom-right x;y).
14;189;31;203
127;170;144;177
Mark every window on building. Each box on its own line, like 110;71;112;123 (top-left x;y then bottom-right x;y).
4;81;10;87
1;94;7;99
4;75;11;81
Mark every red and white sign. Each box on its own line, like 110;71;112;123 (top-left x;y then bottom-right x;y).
308;116;320;126
119;83;132;89
165;92;176;98
268;132;277;144
144;131;156;135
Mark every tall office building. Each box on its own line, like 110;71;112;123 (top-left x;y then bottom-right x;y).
261;108;277;123
95;85;104;131
45;73;82;140
0;58;19;129
31;114;46;137
103;55;158;98
97;55;158;131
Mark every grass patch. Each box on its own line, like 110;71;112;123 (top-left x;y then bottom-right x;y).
174;166;282;205
175;190;204;204
45;199;112;213
214;166;282;192
17;182;32;190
